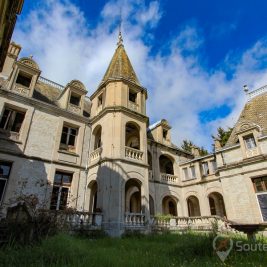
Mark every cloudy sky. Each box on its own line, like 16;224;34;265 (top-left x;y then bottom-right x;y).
13;0;267;150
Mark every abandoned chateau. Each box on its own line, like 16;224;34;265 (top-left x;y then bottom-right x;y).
0;34;267;236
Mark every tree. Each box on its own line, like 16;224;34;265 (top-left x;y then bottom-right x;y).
181;139;208;156
212;127;233;148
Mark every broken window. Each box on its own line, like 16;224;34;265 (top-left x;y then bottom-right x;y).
50;171;72;210
16;72;32;87
60;125;78;151
163;129;168;139
244;135;256;150
0;161;12;203
69;94;81;106
98;94;103;107
0;107;25;133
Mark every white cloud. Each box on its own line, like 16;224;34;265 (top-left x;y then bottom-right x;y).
13;0;267;150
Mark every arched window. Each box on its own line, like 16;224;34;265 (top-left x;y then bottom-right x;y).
159;155;174;174
92;125;102;150
88;181;98;213
149;195;155;215
208;192;226;217
125;122;140;150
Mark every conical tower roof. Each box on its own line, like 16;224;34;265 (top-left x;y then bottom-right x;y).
101;33;140;86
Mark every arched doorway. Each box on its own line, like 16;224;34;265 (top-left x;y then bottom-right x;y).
208;192;226;217
187;196;201;216
125;179;142;213
162;196;177;216
159;155;174;174
88;180;98;212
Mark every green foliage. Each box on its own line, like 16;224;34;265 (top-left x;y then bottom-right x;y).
154;213;174;221
181;140;209;156
1;232;267;267
212;127;233;148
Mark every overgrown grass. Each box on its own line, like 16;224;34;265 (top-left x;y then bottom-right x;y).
0;232;266;267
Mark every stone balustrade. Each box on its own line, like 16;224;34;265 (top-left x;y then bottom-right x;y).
38;210;103;230
152;215;231;232
125;212;145;227
125;146;143;161
128;101;139;112
90;147;102;161
160;173;178;184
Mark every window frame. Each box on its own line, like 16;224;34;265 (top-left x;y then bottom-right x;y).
244;135;257;150
60;124;79;152
129;90;137;103
0;107;25;134
15;71;32;88
0;161;12;204
50;171;73;210
202;162;210;176
69;93;81;107
252;177;267;193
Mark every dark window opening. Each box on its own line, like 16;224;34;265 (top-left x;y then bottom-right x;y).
0;108;25;133
244;135;256;150
0;161;12;202
16;73;32;87
98;94;103;107
163;129;168;139
70;94;81;106
129;91;137;103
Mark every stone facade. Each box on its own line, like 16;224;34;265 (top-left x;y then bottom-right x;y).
0;37;267;236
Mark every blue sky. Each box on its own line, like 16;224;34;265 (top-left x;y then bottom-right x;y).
13;0;267;150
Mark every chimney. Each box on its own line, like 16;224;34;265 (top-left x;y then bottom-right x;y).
1;42;21;78
214;139;222;150
191;146;200;157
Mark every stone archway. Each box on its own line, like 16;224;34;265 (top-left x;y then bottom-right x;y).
162;196;178;216
208;192;226;217
125;179;142;213
88;180;98;212
187;195;201;217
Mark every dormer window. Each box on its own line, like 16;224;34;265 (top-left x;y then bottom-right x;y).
69;93;81;106
163;129;168;139
129;90;137;103
16;72;32;88
244;135;256;150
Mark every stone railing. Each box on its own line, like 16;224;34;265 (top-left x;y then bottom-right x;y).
125;146;143;161
90;147;102;161
160;173;178;184
67;103;81;114
125;213;146;227
38;76;64;90
38;210;103;230
248;84;267;100
152;216;232;232
148;170;153;180
128;101;139;112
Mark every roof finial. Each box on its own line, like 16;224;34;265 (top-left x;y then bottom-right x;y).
117;9;123;46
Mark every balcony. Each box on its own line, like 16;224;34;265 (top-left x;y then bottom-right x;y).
160;173;178;184
128;101;139;112
90;147;102;161
125;146;143;161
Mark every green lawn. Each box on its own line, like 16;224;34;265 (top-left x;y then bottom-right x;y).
0;232;266;267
